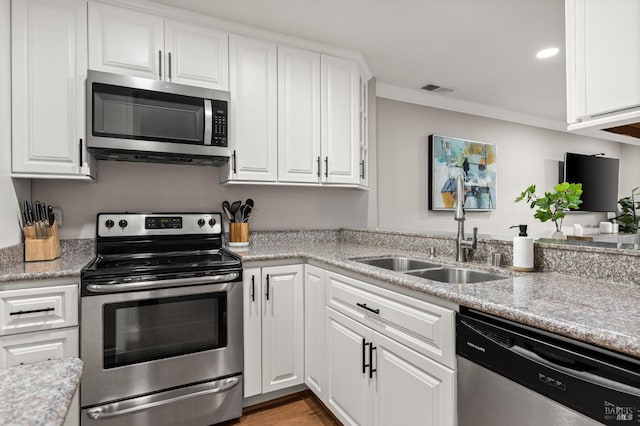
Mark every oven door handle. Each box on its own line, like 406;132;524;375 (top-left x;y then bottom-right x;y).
85;376;240;420
85;272;240;293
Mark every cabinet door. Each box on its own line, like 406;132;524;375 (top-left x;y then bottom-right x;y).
11;0;87;176
261;265;304;393
243;267;262;398
0;284;78;336
228;35;278;181
0;328;78;368
164;20;229;90
321;55;360;184
88;2;164;79
583;0;640;116
325;307;372;426
278;46;321;183
304;265;326;399
372;331;456;426
359;74;369;187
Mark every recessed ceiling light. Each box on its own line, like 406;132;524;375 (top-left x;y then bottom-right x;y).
536;47;559;59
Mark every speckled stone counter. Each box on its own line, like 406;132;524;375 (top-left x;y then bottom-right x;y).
0;239;94;283
229;240;640;359
0;358;82;426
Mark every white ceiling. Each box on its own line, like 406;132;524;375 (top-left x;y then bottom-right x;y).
150;0;567;125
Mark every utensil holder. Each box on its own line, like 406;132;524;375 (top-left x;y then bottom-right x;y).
229;223;249;246
24;222;60;262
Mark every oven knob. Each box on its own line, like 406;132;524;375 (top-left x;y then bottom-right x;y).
119;219;128;228
209;218;216;227
197;218;205;227
105;219;114;228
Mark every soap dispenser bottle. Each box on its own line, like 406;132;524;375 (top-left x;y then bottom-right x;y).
510;225;534;272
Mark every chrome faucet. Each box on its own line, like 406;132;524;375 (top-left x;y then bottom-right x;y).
455;175;478;262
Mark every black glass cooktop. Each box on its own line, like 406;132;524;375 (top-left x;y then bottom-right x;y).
83;250;241;275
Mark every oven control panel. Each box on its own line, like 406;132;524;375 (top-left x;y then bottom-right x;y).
98;213;222;237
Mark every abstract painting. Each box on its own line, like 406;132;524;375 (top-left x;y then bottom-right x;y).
428;135;497;211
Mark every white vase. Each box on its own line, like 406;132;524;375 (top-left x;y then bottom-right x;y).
551;230;566;240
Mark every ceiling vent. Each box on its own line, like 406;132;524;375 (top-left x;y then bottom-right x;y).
421;83;455;95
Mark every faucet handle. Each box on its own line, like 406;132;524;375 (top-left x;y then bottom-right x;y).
471;227;478;249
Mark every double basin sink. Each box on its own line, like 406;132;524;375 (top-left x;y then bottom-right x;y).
354;257;508;284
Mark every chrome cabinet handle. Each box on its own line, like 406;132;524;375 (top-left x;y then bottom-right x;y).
317;156;321;178
168;52;172;80
324;157;328;178
158;50;162;79
86;377;239;420
86;272;239;293
232;150;237;174
360;160;365;179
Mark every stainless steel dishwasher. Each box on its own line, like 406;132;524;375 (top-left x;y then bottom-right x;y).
457;308;640;425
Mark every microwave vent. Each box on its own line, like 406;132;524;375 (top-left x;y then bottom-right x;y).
421;83;455;95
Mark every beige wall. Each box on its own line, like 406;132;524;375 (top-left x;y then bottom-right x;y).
0;0;30;249
375;97;639;239
32;161;371;240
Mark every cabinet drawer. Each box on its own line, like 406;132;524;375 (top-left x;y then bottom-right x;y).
0;327;78;368
326;271;455;368
0;284;78;336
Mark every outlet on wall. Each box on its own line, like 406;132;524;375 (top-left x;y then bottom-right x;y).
52;207;63;227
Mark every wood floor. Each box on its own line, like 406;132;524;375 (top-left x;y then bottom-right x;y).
222;391;340;425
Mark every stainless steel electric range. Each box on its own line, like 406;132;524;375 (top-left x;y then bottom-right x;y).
80;212;243;426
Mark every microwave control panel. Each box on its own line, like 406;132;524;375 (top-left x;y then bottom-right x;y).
212;100;228;147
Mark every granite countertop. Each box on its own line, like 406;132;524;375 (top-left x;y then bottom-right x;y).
230;240;640;358
0;358;83;426
0;240;94;283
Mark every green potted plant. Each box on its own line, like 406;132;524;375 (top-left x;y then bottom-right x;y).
615;189;640;234
514;182;583;239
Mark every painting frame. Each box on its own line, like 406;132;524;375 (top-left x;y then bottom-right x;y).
428;134;497;211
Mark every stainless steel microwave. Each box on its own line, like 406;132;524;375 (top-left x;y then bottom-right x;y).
87;70;230;166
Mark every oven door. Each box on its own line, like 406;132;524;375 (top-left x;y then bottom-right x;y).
80;280;242;408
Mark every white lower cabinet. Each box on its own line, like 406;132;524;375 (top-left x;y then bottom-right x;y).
243;264;304;398
325;307;455;426
304;265;326;400
0;280;80;426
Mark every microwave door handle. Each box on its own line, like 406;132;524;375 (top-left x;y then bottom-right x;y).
204;99;213;145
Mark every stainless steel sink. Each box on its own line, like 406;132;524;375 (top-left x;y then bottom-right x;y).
354;257;441;272
406;267;509;284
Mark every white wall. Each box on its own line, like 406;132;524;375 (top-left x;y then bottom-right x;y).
0;0;30;249
376;97;638;239
32;161;370;239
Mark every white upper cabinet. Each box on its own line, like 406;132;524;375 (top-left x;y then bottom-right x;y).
359;74;369;187
11;0;95;179
164;20;229;90
89;3;164;80
89;2;229;90
278;46;321;183
226;34;278;182
566;0;640;123
321;55;360;184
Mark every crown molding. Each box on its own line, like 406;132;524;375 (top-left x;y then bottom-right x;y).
376;82;568;132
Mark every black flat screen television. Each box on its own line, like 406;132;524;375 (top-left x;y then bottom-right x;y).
564;152;619;212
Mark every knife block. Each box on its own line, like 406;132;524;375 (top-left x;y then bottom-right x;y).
24;222;61;262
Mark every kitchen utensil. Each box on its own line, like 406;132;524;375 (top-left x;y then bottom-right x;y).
222;201;233;222
230;201;241;223
242;204;253;222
